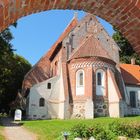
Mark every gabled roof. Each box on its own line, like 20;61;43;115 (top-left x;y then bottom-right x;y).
44;16;78;60
120;64;140;86
69;34;111;60
23;16;78;87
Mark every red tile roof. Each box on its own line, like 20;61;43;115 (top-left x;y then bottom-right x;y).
69;34;111;60
120;64;140;85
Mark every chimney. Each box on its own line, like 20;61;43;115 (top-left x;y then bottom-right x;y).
131;58;136;65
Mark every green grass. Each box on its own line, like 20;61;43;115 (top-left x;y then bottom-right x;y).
0;124;5;140
23;116;140;140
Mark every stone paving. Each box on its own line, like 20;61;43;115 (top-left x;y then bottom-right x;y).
1;118;37;140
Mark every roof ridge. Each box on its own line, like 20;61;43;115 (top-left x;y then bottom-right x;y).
24;16;78;78
68;34;93;60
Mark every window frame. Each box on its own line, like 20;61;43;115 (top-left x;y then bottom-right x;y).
96;69;105;96
76;69;84;87
39;98;45;107
96;69;105;87
47;83;51;89
129;91;136;108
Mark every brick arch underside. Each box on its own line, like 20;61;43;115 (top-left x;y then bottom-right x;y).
0;0;140;54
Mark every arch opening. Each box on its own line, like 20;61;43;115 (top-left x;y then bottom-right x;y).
0;0;140;54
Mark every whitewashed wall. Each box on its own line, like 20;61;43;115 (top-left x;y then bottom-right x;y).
125;86;140;115
107;70;123;117
27;76;60;119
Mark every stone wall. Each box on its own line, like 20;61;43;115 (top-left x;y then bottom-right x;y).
71;98;94;119
94;97;109;117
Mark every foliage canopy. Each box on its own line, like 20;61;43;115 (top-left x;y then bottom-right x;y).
0;25;31;112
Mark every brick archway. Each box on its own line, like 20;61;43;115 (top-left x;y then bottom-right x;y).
0;0;140;54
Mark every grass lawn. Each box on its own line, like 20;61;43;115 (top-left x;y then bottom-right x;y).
0;124;5;140
23;116;140;140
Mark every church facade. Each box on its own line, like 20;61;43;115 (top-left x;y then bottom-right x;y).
22;14;140;119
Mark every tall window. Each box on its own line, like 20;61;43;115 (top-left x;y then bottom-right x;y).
97;73;102;85
39;98;45;107
76;69;84;96
76;70;84;87
130;91;136;108
96;69;105;96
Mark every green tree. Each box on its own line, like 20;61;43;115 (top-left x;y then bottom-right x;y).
0;25;31;112
112;29;140;65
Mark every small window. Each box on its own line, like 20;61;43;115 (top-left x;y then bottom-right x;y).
47;83;51;89
130;91;136;108
39;98;45;107
97;73;102;85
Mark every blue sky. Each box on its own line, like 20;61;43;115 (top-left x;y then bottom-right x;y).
10;10;114;65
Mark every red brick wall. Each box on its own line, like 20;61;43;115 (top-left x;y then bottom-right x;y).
68;59;94;101
0;0;140;54
50;49;62;76
68;57;116;102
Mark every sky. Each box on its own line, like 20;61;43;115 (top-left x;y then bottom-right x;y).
10;10;114;65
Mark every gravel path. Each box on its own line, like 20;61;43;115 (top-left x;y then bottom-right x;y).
1;118;37;140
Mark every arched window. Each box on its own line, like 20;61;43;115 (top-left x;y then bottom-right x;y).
96;69;105;96
76;69;84;96
47;83;51;89
39;98;45;107
76;70;84;87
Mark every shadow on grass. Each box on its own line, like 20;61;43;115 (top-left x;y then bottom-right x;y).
0;117;24;127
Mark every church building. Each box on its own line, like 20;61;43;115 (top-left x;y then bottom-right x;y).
22;14;140;119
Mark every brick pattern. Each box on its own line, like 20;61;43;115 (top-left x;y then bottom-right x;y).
71;60;115;72
0;0;140;54
68;57;116;118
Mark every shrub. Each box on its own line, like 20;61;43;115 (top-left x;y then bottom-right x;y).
109;121;140;139
70;124;116;140
70;123;90;138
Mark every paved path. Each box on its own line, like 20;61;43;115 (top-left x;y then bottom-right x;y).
1;118;37;140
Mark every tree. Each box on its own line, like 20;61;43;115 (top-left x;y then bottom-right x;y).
112;29;140;65
0;25;32;112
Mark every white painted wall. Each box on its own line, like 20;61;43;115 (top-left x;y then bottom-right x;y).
58;66;65;119
126;86;140;106
27;60;67;120
107;70;122;117
108;70;120;103
125;86;140;115
27;76;60;119
85;99;94;119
